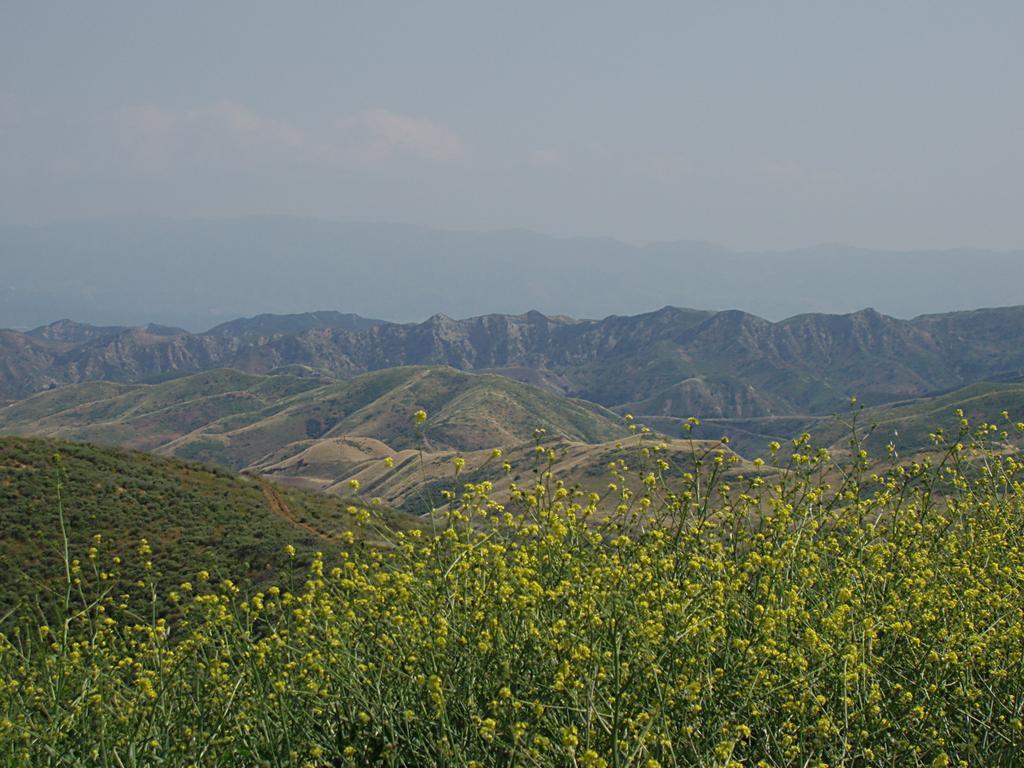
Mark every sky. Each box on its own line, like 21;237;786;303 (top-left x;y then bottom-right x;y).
2;1;1023;251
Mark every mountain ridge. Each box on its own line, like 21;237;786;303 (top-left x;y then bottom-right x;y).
5;304;1024;418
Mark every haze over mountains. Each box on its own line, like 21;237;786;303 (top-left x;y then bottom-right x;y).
4;217;1024;330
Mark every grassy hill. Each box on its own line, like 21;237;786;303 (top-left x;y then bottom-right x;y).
812;381;1024;454
0;366;627;471
0;436;414;620
0;430;741;622
10;363;1023;511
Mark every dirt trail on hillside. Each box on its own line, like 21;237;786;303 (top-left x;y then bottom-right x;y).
259;479;332;540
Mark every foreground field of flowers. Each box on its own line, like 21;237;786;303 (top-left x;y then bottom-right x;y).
2;413;1023;767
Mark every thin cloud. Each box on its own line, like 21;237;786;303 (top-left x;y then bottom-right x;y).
335;108;465;163
103;102;464;174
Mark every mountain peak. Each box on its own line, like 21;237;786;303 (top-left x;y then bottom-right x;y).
26;319;128;343
425;313;455;325
205;311;383;337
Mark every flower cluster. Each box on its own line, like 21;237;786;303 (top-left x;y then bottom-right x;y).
2;415;1023;766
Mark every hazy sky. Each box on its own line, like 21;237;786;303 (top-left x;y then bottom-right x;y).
2;2;1022;250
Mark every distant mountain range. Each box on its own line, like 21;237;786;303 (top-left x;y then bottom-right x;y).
4;217;1024;330
5;305;1024;422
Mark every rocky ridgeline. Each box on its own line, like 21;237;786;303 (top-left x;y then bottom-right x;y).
4;305;1024;417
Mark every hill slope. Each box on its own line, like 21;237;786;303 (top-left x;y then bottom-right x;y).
0;436;413;618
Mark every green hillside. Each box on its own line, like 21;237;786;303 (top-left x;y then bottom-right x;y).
0;436;413;620
290;366;625;451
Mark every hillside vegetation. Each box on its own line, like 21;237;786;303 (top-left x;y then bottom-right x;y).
1;415;1022;765
0;436;413;619
10;365;1024;511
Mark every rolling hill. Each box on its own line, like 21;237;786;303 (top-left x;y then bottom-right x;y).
0;365;762;514
0;366;627;470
